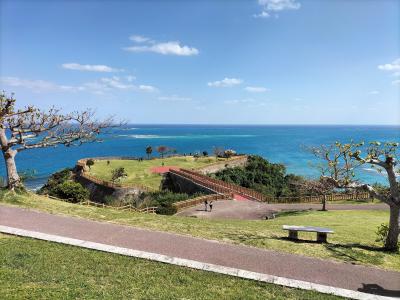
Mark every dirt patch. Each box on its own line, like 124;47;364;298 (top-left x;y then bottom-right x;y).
150;166;180;174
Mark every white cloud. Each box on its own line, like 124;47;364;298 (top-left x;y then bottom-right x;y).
368;90;380;95
124;41;199;56
208;78;243;88
245;86;269;93
129;35;152;43
138;85;157;92
62;63;122;72
378;58;400;72
254;0;301;18
158;95;192;102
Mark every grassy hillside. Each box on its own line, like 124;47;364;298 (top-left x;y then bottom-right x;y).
87;156;226;189
0;234;341;299
1;191;398;271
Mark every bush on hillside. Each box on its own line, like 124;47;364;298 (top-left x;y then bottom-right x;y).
52;181;89;203
38;168;72;195
211;155;303;197
38;168;89;203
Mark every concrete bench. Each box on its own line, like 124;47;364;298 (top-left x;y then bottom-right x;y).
282;225;334;243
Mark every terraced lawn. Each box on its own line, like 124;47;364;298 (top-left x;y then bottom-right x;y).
87;156;228;190
1;191;398;271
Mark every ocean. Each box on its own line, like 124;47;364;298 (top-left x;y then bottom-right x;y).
1;125;399;190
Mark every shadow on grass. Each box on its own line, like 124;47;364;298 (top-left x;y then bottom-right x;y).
274;210;312;218
271;236;389;266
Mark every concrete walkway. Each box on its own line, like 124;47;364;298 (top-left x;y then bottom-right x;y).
176;199;388;220
0;205;399;299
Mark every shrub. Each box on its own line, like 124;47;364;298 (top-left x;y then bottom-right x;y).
38;168;72;195
86;159;95;169
375;223;389;245
111;167;127;183
52;181;89;203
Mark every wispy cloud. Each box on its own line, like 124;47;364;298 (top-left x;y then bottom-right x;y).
224;98;255;104
158;95;192;102
368;90;380;95
254;0;301;18
0;77;77;92
138;85;157;92
124;35;199;56
392;79;400;85
208;78;243;88
245;86;269;93
0;76;157;94
62;63;122;72
129;35;153;43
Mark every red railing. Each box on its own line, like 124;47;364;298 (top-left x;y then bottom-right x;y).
170;168;266;202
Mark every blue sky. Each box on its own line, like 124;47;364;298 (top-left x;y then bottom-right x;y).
1;0;399;125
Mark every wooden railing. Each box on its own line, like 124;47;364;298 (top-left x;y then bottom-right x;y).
79;200;157;213
44;195;158;213
169;169;372;204
171;168;266;201
173;193;233;211
264;192;371;204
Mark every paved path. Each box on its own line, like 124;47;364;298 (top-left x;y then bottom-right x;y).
176;199;388;220
0;205;399;298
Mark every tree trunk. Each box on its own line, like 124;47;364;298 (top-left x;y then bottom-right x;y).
385;205;399;251
322;194;327;211
2;148;21;190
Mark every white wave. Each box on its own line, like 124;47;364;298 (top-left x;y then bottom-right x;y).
118;134;256;139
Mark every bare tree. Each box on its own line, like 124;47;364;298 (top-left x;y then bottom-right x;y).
156;145;169;158
0;92;114;190
292;178;335;211
310;141;400;251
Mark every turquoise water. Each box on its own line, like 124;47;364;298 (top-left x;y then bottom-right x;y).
1;125;399;189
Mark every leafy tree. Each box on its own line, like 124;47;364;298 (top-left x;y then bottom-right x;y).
111;167;127;183
145;146;153;159
86;159;95;170
212;155;303;197
310;141;400;251
0;92;114;190
202;151;208;157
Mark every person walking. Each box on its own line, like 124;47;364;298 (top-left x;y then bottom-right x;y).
204;200;208;211
209;201;213;212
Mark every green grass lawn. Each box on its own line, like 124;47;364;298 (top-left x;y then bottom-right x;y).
1;191;398;271
87;156;226;190
0;234;341;300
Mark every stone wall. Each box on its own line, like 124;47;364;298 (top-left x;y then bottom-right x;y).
75;174;143;203
162;172;215;195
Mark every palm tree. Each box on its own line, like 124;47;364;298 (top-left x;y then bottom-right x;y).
146;146;153;159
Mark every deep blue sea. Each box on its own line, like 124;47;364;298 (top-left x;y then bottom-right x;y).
1;125;399;190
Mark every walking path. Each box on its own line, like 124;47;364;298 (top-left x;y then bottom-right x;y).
176;199;388;220
0;205;399;299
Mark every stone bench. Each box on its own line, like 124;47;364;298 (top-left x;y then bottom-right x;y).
282;225;334;243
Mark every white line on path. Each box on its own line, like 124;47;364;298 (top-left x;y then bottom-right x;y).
0;225;395;300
